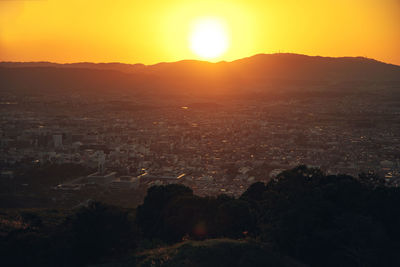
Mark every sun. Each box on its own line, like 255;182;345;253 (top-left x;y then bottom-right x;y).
189;18;229;60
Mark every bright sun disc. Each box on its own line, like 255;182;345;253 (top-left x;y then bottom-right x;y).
189;18;229;59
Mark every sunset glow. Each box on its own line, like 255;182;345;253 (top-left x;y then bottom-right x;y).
189;18;229;59
0;0;399;65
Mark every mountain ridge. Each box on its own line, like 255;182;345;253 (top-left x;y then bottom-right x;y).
1;53;399;69
1;53;399;97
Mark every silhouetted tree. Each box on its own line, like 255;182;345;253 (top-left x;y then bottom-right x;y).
136;184;193;240
63;202;136;265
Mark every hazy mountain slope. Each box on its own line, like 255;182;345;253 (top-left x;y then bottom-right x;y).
0;61;146;73
0;67;156;96
1;54;399;96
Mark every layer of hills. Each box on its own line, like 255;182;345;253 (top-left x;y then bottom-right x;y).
1;53;400;96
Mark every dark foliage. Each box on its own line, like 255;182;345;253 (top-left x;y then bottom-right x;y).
136;184;194;241
1;165;400;266
240;166;400;267
0;202;137;267
62;201;137;265
135;166;400;266
136;184;251;242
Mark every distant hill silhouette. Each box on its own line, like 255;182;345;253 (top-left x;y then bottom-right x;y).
1;53;400;96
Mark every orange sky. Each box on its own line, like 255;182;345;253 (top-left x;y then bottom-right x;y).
0;0;399;65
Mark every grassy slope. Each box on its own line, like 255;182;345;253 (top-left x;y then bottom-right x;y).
94;238;306;267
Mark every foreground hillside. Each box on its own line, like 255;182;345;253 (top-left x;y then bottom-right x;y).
1;166;399;267
98;239;305;267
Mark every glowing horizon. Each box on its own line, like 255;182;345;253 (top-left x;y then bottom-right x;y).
1;0;399;65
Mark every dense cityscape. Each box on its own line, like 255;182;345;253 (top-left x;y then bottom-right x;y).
1;86;399;208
